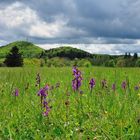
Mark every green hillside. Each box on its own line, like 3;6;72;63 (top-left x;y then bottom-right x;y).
42;46;93;59
0;41;44;58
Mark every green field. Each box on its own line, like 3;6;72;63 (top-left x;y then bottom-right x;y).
0;67;140;139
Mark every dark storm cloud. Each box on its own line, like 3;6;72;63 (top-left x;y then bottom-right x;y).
0;0;140;54
20;0;140;39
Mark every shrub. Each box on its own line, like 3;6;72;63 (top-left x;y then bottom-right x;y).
105;60;115;67
77;59;92;67
116;59;126;67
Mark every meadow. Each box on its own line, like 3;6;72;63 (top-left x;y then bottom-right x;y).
0;67;140;140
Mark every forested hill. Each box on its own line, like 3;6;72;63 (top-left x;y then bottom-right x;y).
41;46;93;59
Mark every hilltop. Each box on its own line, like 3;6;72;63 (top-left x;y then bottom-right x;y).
0;41;44;58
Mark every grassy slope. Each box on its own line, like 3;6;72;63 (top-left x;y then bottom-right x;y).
0;41;44;58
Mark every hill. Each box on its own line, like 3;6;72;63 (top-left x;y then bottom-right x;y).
41;46;93;59
0;41;44;58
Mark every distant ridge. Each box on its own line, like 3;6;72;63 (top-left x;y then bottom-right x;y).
0;41;44;58
43;46;93;59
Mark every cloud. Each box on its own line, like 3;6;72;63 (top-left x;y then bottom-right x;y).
0;0;140;54
0;1;86;42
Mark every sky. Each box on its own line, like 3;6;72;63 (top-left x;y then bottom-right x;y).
0;0;140;55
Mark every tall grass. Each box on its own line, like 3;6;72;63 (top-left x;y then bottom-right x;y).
0;67;140;139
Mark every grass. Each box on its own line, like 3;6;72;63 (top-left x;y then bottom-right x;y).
0;67;140;139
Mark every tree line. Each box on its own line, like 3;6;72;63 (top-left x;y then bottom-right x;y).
1;46;140;67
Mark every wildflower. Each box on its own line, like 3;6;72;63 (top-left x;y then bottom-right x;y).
38;88;47;97
49;85;54;90
65;100;70;106
35;73;41;87
122;81;127;90
101;79;107;89
112;83;116;91
79;90;84;95
89;78;95;90
72;67;82;91
55;82;60;88
44;84;49;90
72;66;77;75
38;84;51;116
38;84;49;107
43;100;48;107
43;103;51;116
135;86;139;91
43;99;51;116
14;88;19;96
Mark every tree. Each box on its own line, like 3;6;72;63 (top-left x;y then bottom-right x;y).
133;53;138;60
4;46;23;67
124;52;128;59
128;52;131;58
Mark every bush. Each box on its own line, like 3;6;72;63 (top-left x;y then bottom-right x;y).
24;58;41;66
77;59;92;67
105;60;115;67
46;57;65;67
40;59;45;67
116;59;126;67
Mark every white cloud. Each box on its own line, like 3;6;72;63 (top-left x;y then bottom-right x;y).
0;2;37;28
0;1;85;39
0;40;7;46
29;20;66;38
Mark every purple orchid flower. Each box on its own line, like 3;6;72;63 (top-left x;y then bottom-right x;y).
89;78;96;90
122;81;127;90
72;67;83;91
14;88;19;96
38;84;51;116
112;83;116;91
38;84;49;108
